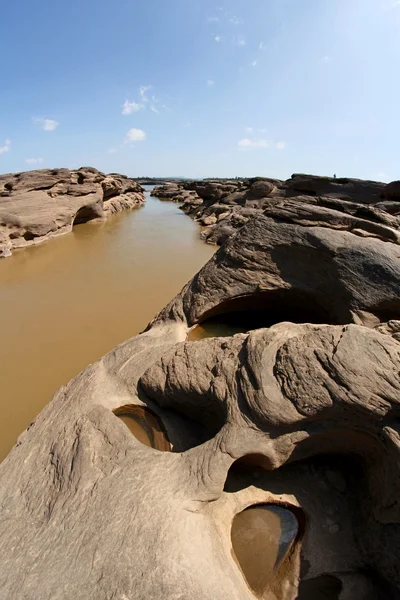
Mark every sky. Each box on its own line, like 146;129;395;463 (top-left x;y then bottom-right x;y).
1;0;399;180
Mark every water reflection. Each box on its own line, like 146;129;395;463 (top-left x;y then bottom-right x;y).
114;405;171;451
231;504;298;596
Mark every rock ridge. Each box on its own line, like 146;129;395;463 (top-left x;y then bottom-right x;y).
152;173;400;246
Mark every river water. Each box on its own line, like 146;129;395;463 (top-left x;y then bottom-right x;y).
0;189;214;462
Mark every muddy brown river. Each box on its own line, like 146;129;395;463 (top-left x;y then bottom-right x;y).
0;189;214;462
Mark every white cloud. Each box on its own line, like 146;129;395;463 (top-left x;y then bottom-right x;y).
238;38;246;46
251;60;258;67
258;128;268;133
321;55;331;63
259;41;265;50
108;147;117;154
150;105;160;114
214;35;222;42
122;100;143;115
276;142;286;150
229;16;242;25
125;128;146;143
207;16;219;22
34;118;59;132
245;127;254;133
139;85;151;103
0;139;11;154
238;138;269;150
25;157;44;165
207;79;215;86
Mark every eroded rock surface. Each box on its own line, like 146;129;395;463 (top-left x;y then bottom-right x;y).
0;167;145;257
0;191;399;599
152;174;400;246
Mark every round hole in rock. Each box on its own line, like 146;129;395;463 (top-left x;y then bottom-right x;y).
114;405;171;451
73;205;100;226
188;289;337;341
231;504;299;597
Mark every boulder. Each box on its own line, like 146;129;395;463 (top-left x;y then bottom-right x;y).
248;179;275;198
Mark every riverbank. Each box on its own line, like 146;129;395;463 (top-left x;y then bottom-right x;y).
0;189;214;460
0;167;145;257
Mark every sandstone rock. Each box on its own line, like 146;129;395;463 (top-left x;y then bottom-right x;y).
0;202;399;599
0;168;145;257
151;175;399;248
383;180;400;200
217;211;230;222
285;173;386;204
249;179;275;198
201;215;217;226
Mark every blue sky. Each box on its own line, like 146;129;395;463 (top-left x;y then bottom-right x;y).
1;0;399;180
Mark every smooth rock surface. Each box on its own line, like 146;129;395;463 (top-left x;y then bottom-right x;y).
0;167;145;257
0;187;399;599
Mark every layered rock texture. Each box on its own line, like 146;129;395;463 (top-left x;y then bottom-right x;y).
0;174;400;599
152;174;400;246
0;167;145;257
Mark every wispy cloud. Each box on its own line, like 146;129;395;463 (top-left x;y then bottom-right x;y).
259;41;265;50
238;138;269;150
0;139;11;154
276;142;286;150
34;118;59;132
125;128;146;143
207;16;219;22
25;157;44;165
251;60;258;67
122;85;166;116
245;127;254;133
214;35;222;42
237;37;246;47
229;16;242;25
207;79;215;86
122;100;143;115
108;147;118;154
139;85;151;103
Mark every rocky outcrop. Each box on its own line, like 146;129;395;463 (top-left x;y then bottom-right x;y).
152;174;400;246
0;167;145;257
0;190;399;599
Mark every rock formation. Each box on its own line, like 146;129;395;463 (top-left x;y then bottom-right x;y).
0;167;145;257
152;174;400;246
0;175;399;599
